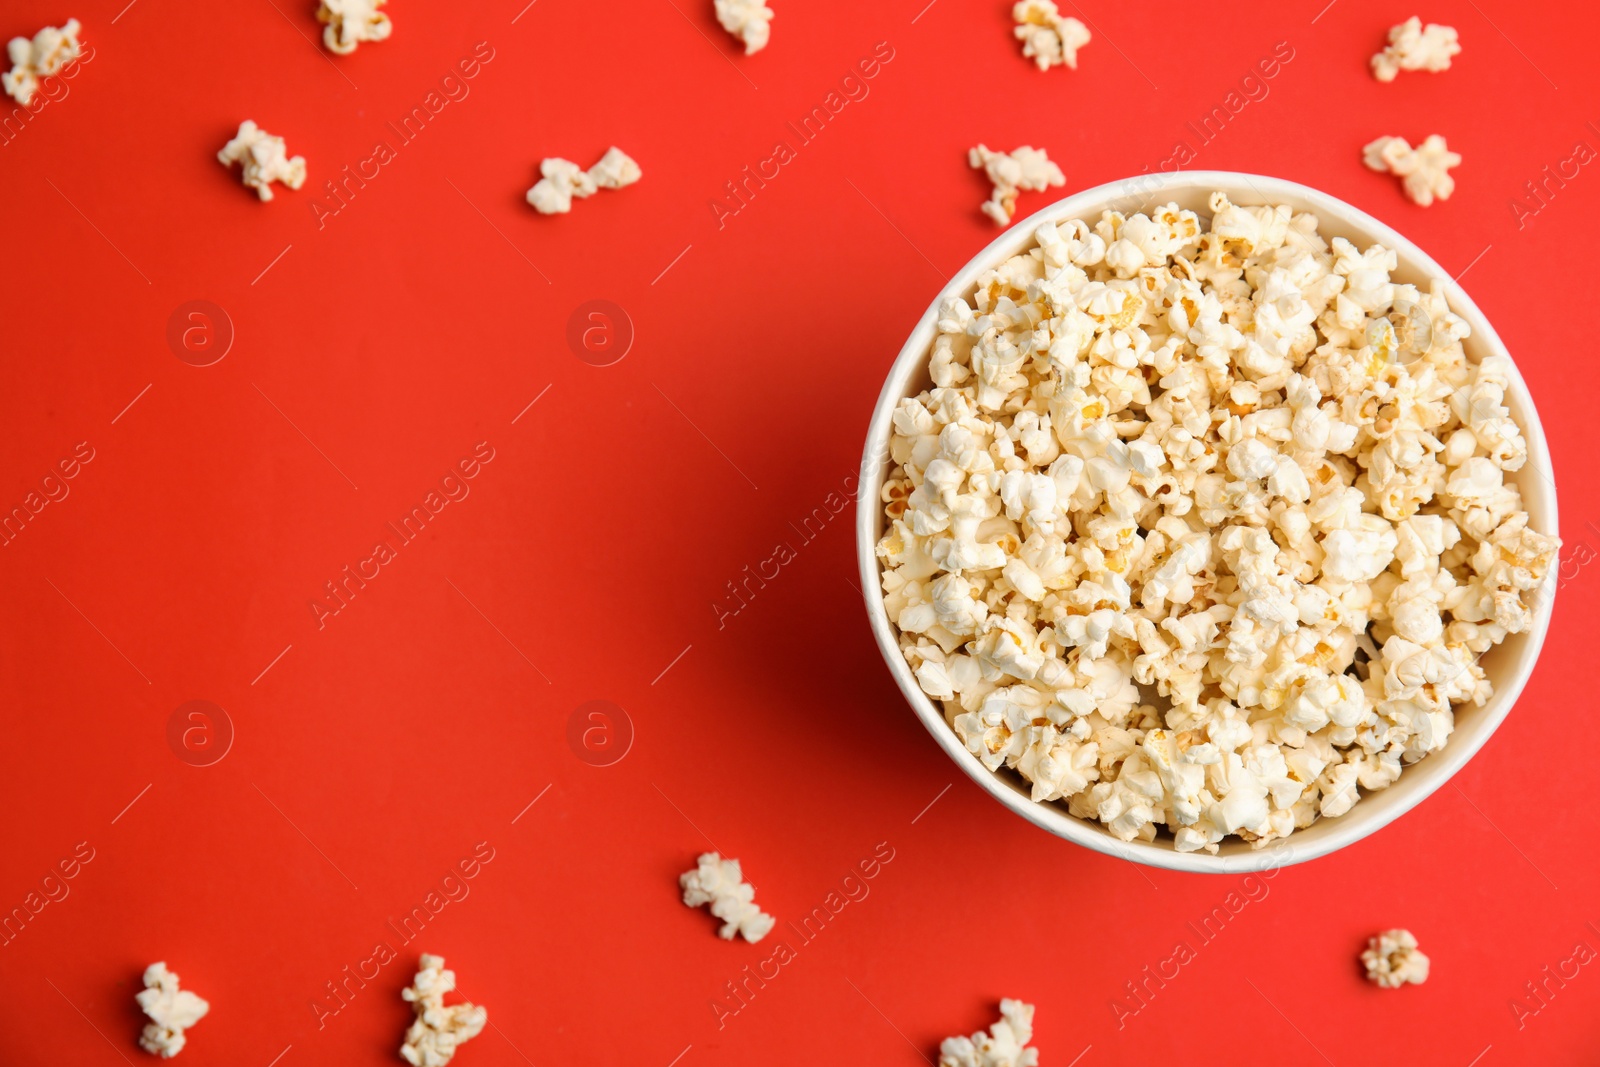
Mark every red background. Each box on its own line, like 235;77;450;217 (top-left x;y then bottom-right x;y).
1;0;1596;1064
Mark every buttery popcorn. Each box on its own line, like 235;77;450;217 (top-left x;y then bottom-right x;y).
400;955;487;1067
217;121;307;201
1012;1;1089;72
1364;135;1460;207
680;851;775;943
939;999;1039;1067
878;191;1558;853
136;962;208;1058
318;0;392;55
3;18;82;106
970;145;1065;226
526;148;640;214
1371;17;1459;81
715;0;773;55
1362;929;1431;987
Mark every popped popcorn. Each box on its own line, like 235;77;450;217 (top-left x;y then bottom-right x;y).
1364;135;1460;207
970;145;1065;226
679;851;775;943
1012;1;1089;72
527;158;594;215
317;0;392;55
135;962;208;1058
4;18;82;106
400;954;487;1067
587;146;642;190
1371;17;1459;82
939;999;1040;1067
216;121;307;202
1362;929;1431;987
526;148;641;214
715;0;773;55
878;190;1557;853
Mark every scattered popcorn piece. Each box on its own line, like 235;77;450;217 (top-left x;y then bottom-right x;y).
3;18;82;106
1012;0;1090;72
587;146;642;190
135;962;209;1059
526;157;596;214
715;0;773;55
1371;17;1459;81
1363;134;1460;207
400;955;487;1067
1362;929;1431;987
939;999;1040;1067
317;0;392;55
679;851;776;943
879;189;1558;853
969;144;1065;226
217;121;307;202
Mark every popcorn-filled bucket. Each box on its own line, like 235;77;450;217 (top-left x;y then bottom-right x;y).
857;171;1559;872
